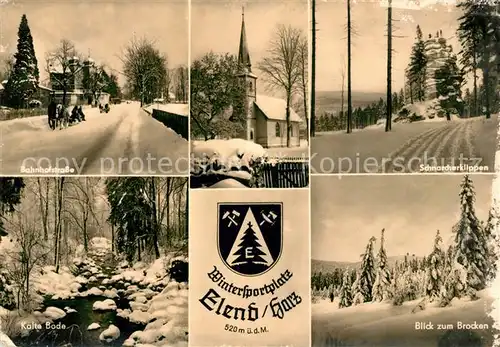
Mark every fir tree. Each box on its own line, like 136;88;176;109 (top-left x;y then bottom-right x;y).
353;236;376;303
457;0;496;118
452;175;488;296
338;269;353;308
408;25;427;102
425;230;445;300
435;53;464;117
483;207;499;283
4;14;39;108
372;229;392;301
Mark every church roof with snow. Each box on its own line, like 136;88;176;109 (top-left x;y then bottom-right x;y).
254;95;302;123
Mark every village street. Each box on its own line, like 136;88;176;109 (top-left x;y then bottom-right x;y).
0;102;189;175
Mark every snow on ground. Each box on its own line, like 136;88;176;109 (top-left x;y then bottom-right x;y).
0;331;17;347
191;139;267;181
143;103;188;117
0;102;189;175
312;290;495;347
126;281;188;346
208;178;248;188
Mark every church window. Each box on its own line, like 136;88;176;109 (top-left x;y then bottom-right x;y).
275;122;281;137
250;130;254;140
248;80;253;92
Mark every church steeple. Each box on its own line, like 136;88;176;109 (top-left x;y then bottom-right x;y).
238;6;252;73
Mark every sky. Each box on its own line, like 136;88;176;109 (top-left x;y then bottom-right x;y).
311;174;493;263
315;0;462;93
0;0;188;86
190;0;308;95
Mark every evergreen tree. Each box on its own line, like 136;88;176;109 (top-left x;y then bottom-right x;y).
408;25;427;102
372;229;392;301
353;236;377;303
483;207;499;283
426;230;445;300
338;269;353;308
457;0;496;118
0;178;25;238
435;54;464;117
452;175;488;297
4;14;39;108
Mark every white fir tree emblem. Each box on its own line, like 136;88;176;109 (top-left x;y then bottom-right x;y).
226;208;273;267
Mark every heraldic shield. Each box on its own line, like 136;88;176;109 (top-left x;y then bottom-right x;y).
217;203;283;277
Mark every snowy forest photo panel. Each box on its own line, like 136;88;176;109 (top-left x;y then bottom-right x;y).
0;177;188;347
311;174;498;347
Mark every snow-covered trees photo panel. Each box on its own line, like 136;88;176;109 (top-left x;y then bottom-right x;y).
311;174;498;347
0;177;188;347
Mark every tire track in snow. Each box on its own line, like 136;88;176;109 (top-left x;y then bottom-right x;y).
408;123;457;171
379;124;452;173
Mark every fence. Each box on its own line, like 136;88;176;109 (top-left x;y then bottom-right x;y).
151;109;188;140
261;157;309;188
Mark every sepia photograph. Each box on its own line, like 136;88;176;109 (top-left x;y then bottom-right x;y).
0;0;189;176
0;177;188;347
190;0;309;189
310;0;500;174
311;174;498;347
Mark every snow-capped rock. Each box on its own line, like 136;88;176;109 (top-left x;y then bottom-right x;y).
99;324;120;342
87;322;101;330
93;299;117;311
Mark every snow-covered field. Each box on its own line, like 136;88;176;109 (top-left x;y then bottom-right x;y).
312;290;496;347
311;114;498;174
0;102;189;175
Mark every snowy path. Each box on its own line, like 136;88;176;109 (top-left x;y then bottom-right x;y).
311;115;498;174
0;103;189;175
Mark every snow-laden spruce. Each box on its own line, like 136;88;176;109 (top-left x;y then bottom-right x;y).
352;236;376;304
372;229;392;302
425;230;445;301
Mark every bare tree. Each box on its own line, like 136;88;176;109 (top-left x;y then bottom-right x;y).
297;35;309;144
347;0;353;134
385;0;393;132
258;24;306;147
311;0;316;138
4;212;50;311
53;177;66;273
65;178;101;252
45;39;82;105
120;36;168;106
35;178;50;241
172;65;188;103
340;55;346;130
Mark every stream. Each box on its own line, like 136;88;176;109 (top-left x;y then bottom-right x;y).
14;294;146;347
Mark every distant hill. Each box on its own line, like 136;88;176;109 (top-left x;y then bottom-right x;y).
312;255;422;274
315;90;386;115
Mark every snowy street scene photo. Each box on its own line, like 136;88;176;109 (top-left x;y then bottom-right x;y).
310;1;500;174
311;174;498;347
0;177;188;347
0;1;189;175
190;0;309;188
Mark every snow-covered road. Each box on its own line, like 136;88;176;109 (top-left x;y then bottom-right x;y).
0;102;189;175
311;115;498;174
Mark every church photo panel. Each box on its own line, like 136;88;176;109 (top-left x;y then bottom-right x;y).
190;0;310;189
189;188;311;346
